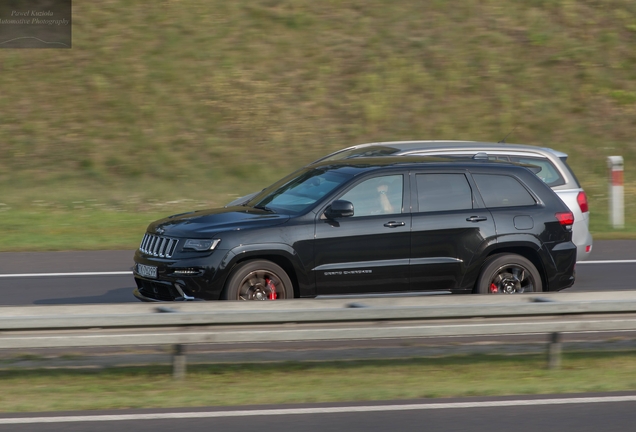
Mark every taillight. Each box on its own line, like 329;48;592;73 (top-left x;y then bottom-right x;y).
577;191;589;213
555;211;575;226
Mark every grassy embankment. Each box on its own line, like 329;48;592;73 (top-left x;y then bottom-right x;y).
1;0;636;251
0;351;635;412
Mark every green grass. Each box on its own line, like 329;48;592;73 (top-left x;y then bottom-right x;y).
1;0;636;250
1;352;636;413
0;180;254;251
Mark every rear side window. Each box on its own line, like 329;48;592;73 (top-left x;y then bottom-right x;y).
415;173;473;212
473;174;536;208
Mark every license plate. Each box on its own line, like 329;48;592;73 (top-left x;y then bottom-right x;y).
136;264;157;279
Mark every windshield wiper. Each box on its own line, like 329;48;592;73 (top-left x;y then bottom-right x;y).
253;205;275;213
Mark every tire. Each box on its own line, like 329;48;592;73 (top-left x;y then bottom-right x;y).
222;260;294;300
476;253;542;294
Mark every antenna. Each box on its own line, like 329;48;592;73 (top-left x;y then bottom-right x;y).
498;127;517;143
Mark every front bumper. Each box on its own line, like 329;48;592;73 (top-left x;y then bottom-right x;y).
133;249;228;301
133;288;164;302
133;287;206;302
133;279;206;301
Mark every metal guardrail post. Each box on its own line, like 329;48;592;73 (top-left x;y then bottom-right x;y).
173;344;186;380
547;332;562;370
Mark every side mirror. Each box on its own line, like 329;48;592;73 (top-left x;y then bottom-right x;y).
325;200;354;219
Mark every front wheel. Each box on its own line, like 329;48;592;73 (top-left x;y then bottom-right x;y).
222;260;293;300
476;254;542;294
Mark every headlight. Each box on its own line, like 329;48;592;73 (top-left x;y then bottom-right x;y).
183;239;221;251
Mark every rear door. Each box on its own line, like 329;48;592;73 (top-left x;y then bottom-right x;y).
409;170;496;292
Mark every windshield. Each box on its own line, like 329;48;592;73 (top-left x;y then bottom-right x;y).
247;168;352;214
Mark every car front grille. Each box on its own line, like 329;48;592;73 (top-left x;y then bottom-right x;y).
139;233;179;258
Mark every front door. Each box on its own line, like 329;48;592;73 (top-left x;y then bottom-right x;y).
313;173;411;295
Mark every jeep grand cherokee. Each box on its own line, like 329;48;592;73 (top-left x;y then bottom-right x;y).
133;156;576;301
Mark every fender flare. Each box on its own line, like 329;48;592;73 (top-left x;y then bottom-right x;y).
219;243;310;296
467;234;552;291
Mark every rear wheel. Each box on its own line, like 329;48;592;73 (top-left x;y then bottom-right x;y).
476;253;542;294
222;260;293;300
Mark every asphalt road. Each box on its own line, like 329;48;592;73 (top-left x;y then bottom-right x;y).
0;240;634;305
1;394;635;432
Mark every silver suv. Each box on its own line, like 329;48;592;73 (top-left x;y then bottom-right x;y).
315;141;592;261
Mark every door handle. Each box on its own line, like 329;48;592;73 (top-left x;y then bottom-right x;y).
466;216;488;222
384;221;406;228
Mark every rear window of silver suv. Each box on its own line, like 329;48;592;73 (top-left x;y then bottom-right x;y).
488;155;565;187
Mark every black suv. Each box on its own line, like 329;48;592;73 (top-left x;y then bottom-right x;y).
133;156;576;301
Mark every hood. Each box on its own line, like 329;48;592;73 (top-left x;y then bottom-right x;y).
148;206;290;238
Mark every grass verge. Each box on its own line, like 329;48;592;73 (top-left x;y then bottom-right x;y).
1;351;636;413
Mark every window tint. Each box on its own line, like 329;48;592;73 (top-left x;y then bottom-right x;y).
559;157;581;188
473;174;536;208
415;173;473;212
339;175;403;217
486;155;565;187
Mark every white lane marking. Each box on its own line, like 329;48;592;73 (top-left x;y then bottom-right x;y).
1;396;636;424
0;271;132;278
0;260;633;278
577;260;636;264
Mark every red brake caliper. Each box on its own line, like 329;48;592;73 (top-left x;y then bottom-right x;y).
490;283;498;293
266;278;277;300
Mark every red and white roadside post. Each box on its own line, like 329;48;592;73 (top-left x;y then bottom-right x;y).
607;156;624;229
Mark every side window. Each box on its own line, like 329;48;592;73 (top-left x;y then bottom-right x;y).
339;175;403;217
473;174;536;208
469;154;564;187
415;173;473;212
508;157;565;187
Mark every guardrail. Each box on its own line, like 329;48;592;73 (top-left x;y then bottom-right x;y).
2;292;636;378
